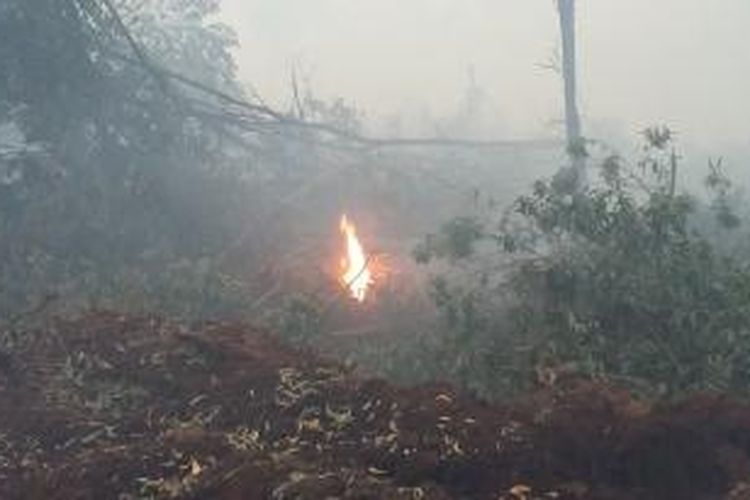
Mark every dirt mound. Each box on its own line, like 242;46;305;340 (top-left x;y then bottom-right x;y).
2;312;750;499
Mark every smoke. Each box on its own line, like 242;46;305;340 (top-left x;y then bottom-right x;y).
219;0;750;150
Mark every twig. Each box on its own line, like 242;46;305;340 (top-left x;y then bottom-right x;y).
343;254;374;291
316;254;377;318
98;0;172;98
103;52;561;152
248;281;283;313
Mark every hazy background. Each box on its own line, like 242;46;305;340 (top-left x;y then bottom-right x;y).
219;0;750;160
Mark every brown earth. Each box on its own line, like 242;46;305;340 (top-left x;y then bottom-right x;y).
1;312;750;500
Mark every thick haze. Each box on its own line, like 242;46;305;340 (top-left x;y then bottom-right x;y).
219;1;750;149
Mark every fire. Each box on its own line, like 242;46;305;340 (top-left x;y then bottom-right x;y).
339;214;373;302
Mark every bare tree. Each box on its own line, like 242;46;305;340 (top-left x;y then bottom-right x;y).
556;0;586;187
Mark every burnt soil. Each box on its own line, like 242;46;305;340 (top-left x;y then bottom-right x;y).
2;313;750;500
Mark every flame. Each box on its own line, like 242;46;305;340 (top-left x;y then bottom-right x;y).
339;214;373;302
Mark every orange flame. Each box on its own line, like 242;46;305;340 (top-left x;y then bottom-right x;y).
339;214;373;302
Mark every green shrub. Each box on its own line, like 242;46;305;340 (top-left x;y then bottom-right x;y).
417;130;750;397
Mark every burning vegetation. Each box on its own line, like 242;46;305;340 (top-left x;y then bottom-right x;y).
3;1;750;499
339;214;374;303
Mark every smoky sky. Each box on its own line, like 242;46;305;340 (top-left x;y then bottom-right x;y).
218;0;750;148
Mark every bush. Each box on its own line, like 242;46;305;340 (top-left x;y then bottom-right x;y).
417;130;750;397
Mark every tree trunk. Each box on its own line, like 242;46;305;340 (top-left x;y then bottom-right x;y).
556;0;585;187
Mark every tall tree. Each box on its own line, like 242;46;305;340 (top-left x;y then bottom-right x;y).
0;0;243;315
556;0;585;187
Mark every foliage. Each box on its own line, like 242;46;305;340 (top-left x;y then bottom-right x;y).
413;216;484;263
0;0;249;318
417;130;750;397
